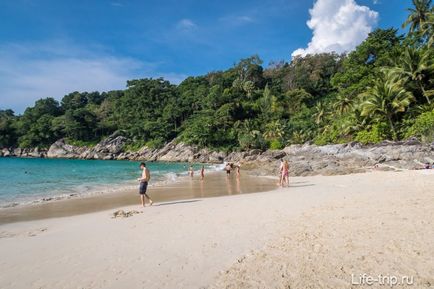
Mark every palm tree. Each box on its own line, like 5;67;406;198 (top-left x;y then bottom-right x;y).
341;108;369;135
290;130;310;144
313;102;327;125
403;0;432;33
389;47;434;104
333;94;353;115
263;120;285;141
360;73;415;140
407;101;434;116
421;9;434;46
234;119;260;139
243;81;255;98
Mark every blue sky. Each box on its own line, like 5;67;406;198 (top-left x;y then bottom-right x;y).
0;0;412;113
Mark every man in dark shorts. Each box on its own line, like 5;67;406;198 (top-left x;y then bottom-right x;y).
225;163;232;177
137;162;153;207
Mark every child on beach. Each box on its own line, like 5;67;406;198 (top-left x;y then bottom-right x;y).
189;165;194;177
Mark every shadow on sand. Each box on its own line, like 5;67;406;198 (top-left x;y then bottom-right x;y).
154;200;202;206
287;183;315;188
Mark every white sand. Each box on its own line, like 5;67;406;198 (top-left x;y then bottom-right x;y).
1;170;433;289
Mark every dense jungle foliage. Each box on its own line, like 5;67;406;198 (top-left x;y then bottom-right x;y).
1;0;433;150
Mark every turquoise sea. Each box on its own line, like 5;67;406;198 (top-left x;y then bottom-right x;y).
0;158;203;207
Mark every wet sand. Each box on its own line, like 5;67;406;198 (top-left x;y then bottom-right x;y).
0;172;277;224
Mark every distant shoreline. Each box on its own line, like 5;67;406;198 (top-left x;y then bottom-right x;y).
2;136;433;178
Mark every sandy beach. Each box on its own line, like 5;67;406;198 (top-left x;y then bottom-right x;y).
1;170;433;289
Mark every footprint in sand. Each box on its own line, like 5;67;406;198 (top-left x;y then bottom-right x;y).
0;227;47;238
27;228;48;237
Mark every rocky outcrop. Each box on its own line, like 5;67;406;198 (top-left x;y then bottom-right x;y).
80;132;128;160
46;132;128;160
46;139;86;159
243;139;434;176
1;147;47;158
2;134;433;177
1;148;11;157
114;140;226;163
43;135;227;163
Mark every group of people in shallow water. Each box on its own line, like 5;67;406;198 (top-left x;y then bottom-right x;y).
188;165;225;181
136;158;291;207
137;156;434;207
224;162;241;178
188;164;206;180
136;161;243;207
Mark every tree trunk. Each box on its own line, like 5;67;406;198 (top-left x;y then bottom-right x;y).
419;81;431;104
387;115;397;140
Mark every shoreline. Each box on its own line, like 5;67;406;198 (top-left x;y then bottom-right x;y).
0;171;277;225
1;170;432;288
0;158;213;210
0;179;138;209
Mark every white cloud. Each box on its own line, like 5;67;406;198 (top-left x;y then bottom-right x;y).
176;19;198;31
0;41;186;113
237;16;254;23
292;0;378;57
110;2;124;7
219;15;255;26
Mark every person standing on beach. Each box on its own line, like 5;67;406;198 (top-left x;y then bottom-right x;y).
225;163;232;177
189;165;194;177
137;162;153;207
282;160;289;187
279;159;284;186
236;165;241;178
200;165;205;180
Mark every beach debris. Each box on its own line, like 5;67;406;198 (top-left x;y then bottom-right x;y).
1;202;19;208
112;210;143;218
0;231;15;238
28;228;48;237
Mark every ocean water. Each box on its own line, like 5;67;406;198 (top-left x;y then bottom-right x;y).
0;158;205;207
